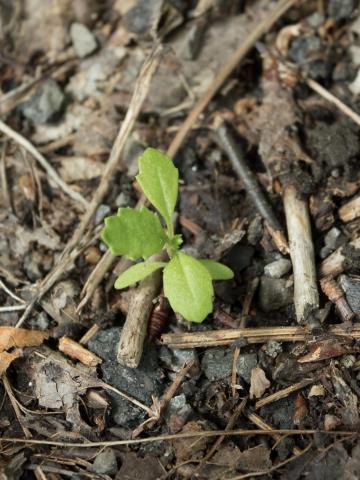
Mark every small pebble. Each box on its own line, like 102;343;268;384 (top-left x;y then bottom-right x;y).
264;341;282;358
92;448;117;475
21;80;65;124
236;353;257;383
95;204;111;225
70;22;97;58
264;258;292;279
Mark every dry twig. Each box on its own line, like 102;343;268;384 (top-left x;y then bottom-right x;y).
160;324;360;348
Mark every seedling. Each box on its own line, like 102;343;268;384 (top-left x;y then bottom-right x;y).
101;148;234;323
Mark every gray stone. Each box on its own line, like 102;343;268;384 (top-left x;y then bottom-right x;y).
123;134;145;177
320;227;346;258
327;0;356;20
166;394;194;431
339;275;360;313
88;328;164;426
264;341;282;359
70;22;97;58
258;276;293;312
94;204;111;225
115;192;131;208
92;448;117;475
21;80;65;124
264;258;292;279
236;353;257;383
305;12;325;27
201;348;232;382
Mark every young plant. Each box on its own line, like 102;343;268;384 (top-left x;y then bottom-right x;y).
101;148;234;323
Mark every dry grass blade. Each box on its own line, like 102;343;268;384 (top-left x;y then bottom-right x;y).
0;428;356;449
0;119;88;207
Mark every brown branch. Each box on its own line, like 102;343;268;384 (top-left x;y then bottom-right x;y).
255;377;318;410
160;324;360;349
319;238;360;278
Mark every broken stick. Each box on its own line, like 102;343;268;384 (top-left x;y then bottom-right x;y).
283;185;319;326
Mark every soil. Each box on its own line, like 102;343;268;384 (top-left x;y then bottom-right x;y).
1;0;360;479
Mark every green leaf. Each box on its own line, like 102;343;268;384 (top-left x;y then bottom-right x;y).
101;206;165;260
114;261;166;289
198;260;234;280
163;252;213;323
136;148;178;228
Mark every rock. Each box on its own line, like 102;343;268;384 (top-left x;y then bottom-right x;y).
94;204;111;225
88;328;164;427
123;0;162;36
223;245;254;272
327;0;356;21
258;277;293;312
339;275;360;313
264;341;282;358
70;22;97;58
123;134;145;177
21;80;65;124
320;227;347;258
92;448;118;475
305;12;325;27
264;258;292;279
202;348;232;382
236;353;257;384
166;394;194;432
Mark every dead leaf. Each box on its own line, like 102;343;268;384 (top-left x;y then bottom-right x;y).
297;338;348;363
293;393;308;427
117;452;164;480
173;421;212;462
236;444;272;472
249;367;270;399
0;350;22;375
0;327;49;352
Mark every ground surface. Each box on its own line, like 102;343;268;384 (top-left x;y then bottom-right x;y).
1;0;360;478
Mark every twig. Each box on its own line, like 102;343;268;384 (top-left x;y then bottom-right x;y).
77;250;116;313
246;410;301;455
339;195;360;223
0;280;26;304
283;185;319;326
79;324;100;345
196;397;247;473
1;428;356;449
160;324;360;348
132;360;195;438
320;237;360;278
255;377;318;410
0;119;88;207
2;375;32;439
0;305;27;312
305;77;360;129
117;252;166;368
15;45;163;326
216;122;289;254
320;276;354;327
0;142;11;210
167;0;299;158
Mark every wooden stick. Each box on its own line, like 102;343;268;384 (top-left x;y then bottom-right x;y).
160;324;360;349
58;337;102;367
283;185;319;326
320;276;354;327
339;195;360;223
216;122;289;254
117;253;165;368
167;0;299;158
255;378;318;409
319;237;360;278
